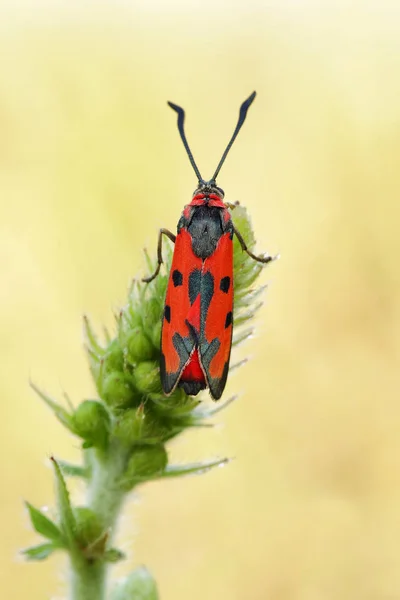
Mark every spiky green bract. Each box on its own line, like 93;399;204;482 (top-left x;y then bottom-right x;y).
24;205;272;599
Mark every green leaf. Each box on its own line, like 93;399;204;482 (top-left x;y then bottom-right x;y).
30;382;78;434
103;325;112;344
50;457;76;548
232;327;254;347
235;283;267;305
229;358;248;373
83;314;105;356
22;542;57;561
25;502;65;545
161;458;230;478
121;445;168;491
104;547;126;563
234;302;264;327
111;566;159;600
121;457;230;486
58;460;89;478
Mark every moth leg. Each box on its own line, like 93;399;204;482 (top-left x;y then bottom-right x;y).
233;224;276;264
142;228;176;283
225;201;240;210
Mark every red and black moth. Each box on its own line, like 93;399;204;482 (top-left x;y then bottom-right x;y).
143;91;273;400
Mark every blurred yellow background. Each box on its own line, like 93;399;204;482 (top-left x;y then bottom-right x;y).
1;0;400;598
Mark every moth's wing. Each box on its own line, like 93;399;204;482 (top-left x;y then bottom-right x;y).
161;228;203;394
199;232;233;400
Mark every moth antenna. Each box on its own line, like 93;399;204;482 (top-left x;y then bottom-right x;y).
168;101;204;184
210;91;256;183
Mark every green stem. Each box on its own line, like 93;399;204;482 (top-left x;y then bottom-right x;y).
69;442;129;600
69;554;106;600
87;445;127;525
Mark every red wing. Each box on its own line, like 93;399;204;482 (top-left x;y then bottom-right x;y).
161;228;203;394
199;232;233;400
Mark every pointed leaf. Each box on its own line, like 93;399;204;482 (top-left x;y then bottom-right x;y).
50;457;76;548
30;382;77;434
86;346;101;364
143;247;154;277
161;457;230;479
22;542;57;561
229;358;248;373
58;460;89;478
62;391;75;412
25;502;65;545
234;301;264;327
83;528;109;557
103;326;112;344
235;283;267;306
104;547;126;563
232;327;254;347
83;315;105;355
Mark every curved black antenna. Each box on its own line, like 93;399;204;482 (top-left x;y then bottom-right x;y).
210;91;256;183
168;101;204;184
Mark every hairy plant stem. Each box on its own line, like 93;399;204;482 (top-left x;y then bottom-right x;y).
69;553;106;600
70;443;129;600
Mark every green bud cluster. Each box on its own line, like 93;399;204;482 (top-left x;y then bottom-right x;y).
24;205;273;600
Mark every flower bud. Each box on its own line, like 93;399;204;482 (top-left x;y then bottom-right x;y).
73;400;111;450
132;362;161;395
102;372;135;408
121;445;167;490
103;340;124;374
127;331;154;364
113;406;145;447
150;321;162;350
124;307;143;331
111;566;159;600
73;507;104;548
143;297;163;325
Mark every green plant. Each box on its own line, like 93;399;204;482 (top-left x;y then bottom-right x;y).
23;205;272;600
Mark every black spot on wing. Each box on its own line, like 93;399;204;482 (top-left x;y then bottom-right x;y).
220;276;231;293
189;269;201;305
172;269;183;287
164;305;171;323
225;311;233;329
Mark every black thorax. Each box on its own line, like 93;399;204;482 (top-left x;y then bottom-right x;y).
180;205;233;259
